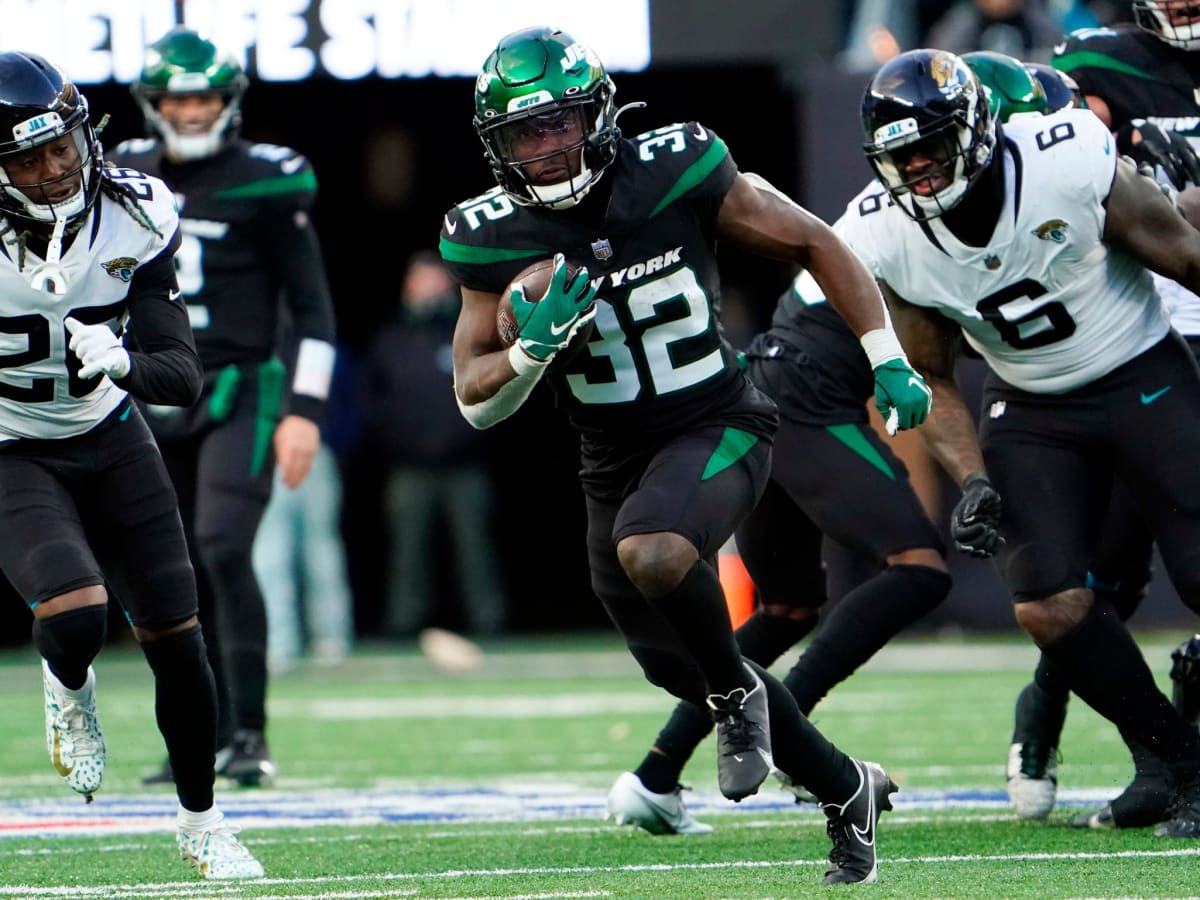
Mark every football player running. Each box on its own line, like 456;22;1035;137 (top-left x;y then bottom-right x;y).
992;2;1200;828
443;26;935;884
603;49;1062;839
0;52;262;878
112;28;337;789
853;47;1200;838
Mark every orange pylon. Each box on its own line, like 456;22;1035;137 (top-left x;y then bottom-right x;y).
718;547;756;629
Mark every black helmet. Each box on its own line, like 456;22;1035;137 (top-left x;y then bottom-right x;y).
861;49;996;220
1025;63;1086;113
0;51;103;226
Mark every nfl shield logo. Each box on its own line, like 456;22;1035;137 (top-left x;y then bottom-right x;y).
591;238;613;260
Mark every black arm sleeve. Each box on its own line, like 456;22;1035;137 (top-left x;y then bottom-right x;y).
259;196;336;423
114;229;203;406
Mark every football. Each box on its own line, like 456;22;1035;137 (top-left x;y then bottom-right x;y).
497;258;596;365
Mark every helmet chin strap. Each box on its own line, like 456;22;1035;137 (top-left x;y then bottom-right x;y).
27;215;69;294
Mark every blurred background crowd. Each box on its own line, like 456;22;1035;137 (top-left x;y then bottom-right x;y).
2;0;1185;655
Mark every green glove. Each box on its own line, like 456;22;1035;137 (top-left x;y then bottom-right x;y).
511;253;598;362
873;358;933;434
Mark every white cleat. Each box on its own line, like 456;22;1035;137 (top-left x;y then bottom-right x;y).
606;771;713;836
1006;741;1057;820
178;816;265;880
42;660;105;801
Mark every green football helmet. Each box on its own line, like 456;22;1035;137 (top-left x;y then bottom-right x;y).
962;51;1047;124
131;27;248;161
474;26;620;209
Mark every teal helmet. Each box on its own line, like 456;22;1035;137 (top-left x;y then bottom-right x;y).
131;27;248;161
962;51;1047;123
474;26;620;209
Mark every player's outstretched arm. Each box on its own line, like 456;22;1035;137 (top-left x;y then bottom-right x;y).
1104;156;1200;295
717;172;888;337
718;172;931;431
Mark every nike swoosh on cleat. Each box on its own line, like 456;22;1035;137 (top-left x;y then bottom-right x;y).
1140;386;1171;405
548;319;573;337
850;769;876;847
52;732;74;777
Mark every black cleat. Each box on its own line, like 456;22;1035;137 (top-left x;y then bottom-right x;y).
1154;774;1200;838
1071;755;1173;829
821;760;897;885
220;729;277;788
706;665;772;802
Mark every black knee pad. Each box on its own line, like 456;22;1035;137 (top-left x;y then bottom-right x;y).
33;604;108;683
628;643;706;706
1005;542;1081;600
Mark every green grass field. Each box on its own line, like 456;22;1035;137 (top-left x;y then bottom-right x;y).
2;631;1198;899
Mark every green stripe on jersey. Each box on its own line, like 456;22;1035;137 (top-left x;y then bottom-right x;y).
1053;52;1153;81
439;238;546;266
649;136;730;219
215;168;317;200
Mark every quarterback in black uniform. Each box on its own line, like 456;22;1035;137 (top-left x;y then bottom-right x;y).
443;27;935;885
991;1;1200;828
111;28;337;787
0;51;262;878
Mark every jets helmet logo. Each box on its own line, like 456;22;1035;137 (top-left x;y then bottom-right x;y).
100;256;139;282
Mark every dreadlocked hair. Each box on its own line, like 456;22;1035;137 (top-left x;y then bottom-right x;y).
99;164;162;237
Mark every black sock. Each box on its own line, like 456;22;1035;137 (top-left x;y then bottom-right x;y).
784;565;950;715
141;624;218;813
204;546;269;735
633;696;714;793
1044;602;1200;768
1012;680;1069;746
745;660;858;802
735;609;818;669
1032;652;1071;697
650;559;751;695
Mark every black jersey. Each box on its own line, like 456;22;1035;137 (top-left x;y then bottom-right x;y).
746;282;874;426
440;121;776;448
110;138;335;420
1053;24;1200;131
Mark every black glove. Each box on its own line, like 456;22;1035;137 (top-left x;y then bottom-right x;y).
1116;119;1200;192
951;474;1004;558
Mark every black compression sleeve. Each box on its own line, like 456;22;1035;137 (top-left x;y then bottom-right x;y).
114;229;203;407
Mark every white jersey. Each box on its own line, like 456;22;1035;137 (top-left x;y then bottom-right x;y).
0;169;178;441
836;107;1170;394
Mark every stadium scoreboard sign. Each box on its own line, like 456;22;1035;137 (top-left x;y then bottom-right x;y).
0;0;651;83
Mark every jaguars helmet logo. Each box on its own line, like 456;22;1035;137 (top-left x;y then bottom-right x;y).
100;256;139;282
931;52;969;98
1032;219;1068;243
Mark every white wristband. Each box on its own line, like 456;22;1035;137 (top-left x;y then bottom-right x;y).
859;328;906;368
507;342;552;377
